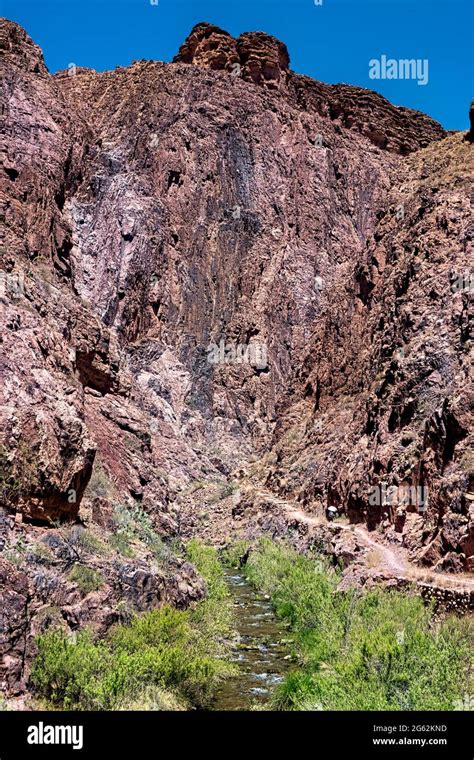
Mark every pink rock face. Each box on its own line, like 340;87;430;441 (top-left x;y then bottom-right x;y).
0;17;472;565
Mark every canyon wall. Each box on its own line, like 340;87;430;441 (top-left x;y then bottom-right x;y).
1;18;472;560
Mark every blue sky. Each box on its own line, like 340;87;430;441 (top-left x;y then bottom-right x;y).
2;0;472;130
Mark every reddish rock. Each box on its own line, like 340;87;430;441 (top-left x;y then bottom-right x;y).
237;31;290;89
173;22;239;71
433;551;466;574
1;17;471;553
174;23;290;90
332;530;361;569
0;559;29;694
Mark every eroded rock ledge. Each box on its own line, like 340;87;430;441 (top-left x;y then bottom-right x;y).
173;22;290;90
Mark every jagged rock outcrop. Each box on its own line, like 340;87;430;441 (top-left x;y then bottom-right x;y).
0;557;29;694
173;22;239;71
173;23;445;153
0;16;473;695
174;22;290;90
0;17;47;74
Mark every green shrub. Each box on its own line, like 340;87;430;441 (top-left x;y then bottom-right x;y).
4;537;27;567
31;630;113;710
68;565;103;594
115;686;186;711
186;539;228;602
112;504;173;564
32;608;233;710
109;532;134;558
185;540;234;653
32;543;236;711
73;529;108;556
243;539;473;711
29;541;53;564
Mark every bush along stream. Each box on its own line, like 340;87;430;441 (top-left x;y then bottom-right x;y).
31;541;237;711
30;538;473;712
231;539;473;711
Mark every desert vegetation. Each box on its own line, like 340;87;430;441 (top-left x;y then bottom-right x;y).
236;539;473;711
31;541;236;710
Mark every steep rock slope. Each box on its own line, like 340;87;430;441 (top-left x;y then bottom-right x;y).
1;17;472;557
263;132;473;572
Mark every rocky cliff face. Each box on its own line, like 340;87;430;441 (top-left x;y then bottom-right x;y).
0;18;473;694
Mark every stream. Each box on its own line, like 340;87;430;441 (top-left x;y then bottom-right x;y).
212;569;293;710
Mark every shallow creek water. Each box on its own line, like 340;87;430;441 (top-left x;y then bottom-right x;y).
212;569;293;710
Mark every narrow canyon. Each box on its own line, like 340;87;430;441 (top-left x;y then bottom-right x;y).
0;19;473;708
